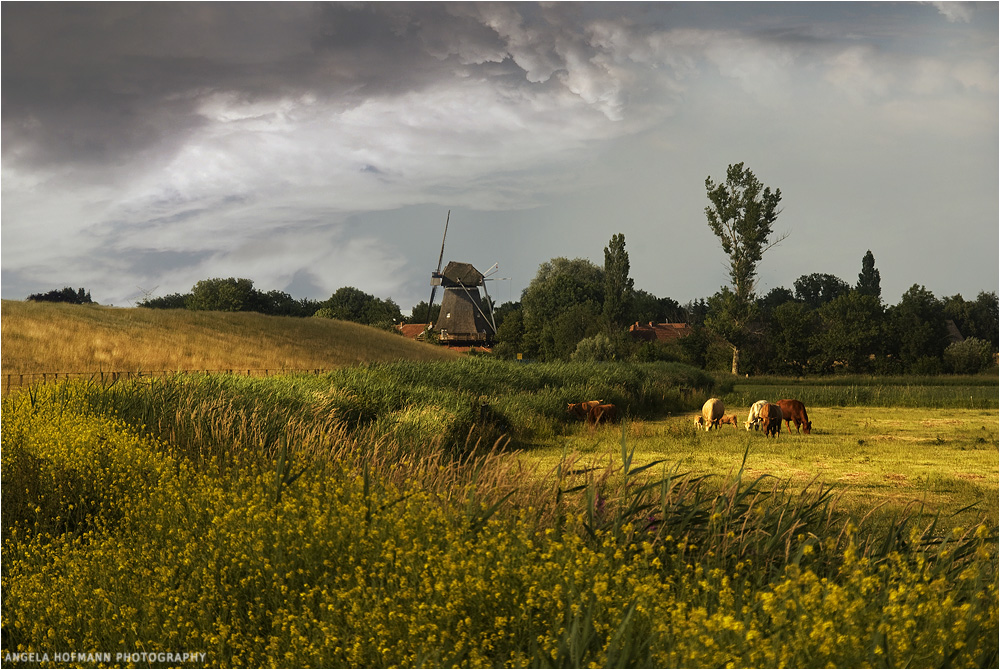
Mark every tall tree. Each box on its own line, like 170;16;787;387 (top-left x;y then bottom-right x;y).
704;162;784;374
602;233;634;331
856;250;882;300
811;292;884;373
943;291;999;349
887;284;949;371
520;257;604;361
188;278;256;312
769;301;817;374
794;273;850;310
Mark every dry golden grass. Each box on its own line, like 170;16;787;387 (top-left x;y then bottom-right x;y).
1;300;457;375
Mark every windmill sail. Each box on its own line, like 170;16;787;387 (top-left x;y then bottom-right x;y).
425;210;450;327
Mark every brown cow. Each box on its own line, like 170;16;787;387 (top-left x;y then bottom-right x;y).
588;403;618;426
719;414;740;428
776;399;812;434
567;400;603;422
701;398;725;431
759;403;783;438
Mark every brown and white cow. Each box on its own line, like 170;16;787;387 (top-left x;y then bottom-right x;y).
776;399;812;435
745;400;769;431
701;398;725;431
760;403;783;438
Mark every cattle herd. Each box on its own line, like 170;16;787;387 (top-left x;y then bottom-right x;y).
699;397;812;437
566;396;813;436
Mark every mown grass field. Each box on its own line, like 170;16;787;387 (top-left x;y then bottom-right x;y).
2;306;998;667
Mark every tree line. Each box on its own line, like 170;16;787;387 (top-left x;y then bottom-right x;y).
137;279;406;330
23;162;998;375
491;246;997;375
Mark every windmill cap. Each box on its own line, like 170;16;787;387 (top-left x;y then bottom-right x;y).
439;261;484;286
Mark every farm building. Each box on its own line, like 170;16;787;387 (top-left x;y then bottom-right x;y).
628;322;693;343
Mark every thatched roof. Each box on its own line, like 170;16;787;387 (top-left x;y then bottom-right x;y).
436;261;484;287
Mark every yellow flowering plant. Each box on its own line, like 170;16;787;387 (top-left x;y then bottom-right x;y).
2;379;997;668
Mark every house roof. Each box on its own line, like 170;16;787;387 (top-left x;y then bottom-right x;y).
628;322;693;342
398;323;428;339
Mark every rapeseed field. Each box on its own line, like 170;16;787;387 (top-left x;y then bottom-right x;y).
2;377;996;668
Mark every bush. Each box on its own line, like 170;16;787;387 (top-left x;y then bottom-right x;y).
26;287;94;304
944;337;995;374
910;355;944;376
571;333;619;362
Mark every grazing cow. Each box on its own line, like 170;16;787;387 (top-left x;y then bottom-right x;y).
701;398;725;431
760;403;783;438
745;400;769;431
720;414;740;428
588;403;618;426
776;399;812;435
567;400;603;422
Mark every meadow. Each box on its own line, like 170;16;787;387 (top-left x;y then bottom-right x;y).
0;300;457;378
3;360;998;668
1;304;997;667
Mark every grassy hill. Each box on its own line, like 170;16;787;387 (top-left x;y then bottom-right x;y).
1;300;458;375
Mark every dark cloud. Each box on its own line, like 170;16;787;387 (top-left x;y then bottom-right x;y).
0;4;443;166
2;2;678;169
2;3;995;306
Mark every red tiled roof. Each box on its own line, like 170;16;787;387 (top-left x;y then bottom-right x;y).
398;323;428;339
628;322;693;342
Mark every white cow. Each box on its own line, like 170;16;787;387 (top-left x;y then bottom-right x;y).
701;398;725;431
745;400;769;431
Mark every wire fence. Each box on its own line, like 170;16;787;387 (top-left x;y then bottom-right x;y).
2;368;336;394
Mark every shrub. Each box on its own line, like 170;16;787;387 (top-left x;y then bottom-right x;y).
571;333;618;362
26;287;94;304
910;355;944;375
944;337;995;374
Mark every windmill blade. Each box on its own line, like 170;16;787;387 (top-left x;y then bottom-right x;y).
425;210;450;327
435;210;450;275
479;280;498;335
482;262;499;278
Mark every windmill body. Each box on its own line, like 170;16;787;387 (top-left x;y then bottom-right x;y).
431;261;495;344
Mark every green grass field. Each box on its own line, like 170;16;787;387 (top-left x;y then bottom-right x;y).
546;406;998;531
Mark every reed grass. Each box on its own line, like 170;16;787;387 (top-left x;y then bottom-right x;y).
725;373;998;409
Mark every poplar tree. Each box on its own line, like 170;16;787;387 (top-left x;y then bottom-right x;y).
704;162;784;374
603;233;634;330
856;249;882;300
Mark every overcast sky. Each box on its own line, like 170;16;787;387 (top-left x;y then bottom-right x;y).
2;2;997;312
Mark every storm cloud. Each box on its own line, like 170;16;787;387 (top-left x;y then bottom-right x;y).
2;2;997;309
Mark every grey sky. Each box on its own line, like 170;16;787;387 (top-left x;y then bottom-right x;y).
2;2;997;311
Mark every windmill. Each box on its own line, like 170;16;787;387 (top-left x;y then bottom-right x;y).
425;212;498;345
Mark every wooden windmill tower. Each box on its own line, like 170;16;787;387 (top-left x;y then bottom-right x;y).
426;212;498;345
